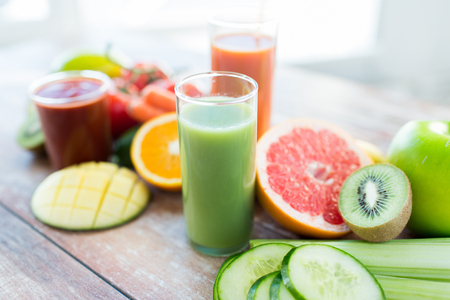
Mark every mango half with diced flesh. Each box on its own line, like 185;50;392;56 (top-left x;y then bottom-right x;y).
31;162;150;230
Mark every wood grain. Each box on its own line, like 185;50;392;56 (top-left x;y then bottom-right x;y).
0;204;127;300
1;43;450;298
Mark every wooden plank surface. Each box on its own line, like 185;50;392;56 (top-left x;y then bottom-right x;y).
2;40;450;298
0;70;294;299
0;204;128;300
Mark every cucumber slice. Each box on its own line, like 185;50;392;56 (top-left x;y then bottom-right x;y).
217;243;294;300
247;271;278;300
214;253;240;300
269;272;296;300
281;245;385;300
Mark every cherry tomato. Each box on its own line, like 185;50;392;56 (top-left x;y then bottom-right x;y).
144;80;200;97
149;79;176;93
107;91;140;139
121;63;169;92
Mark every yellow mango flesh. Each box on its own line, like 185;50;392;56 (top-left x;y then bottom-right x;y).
31;162;150;230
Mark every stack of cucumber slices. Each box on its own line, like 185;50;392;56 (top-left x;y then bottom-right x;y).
214;243;384;300
214;240;450;300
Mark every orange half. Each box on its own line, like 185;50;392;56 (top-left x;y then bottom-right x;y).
131;112;181;192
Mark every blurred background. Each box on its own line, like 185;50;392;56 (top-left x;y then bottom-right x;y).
1;0;450;103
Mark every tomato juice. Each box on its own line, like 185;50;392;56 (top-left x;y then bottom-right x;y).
30;71;112;170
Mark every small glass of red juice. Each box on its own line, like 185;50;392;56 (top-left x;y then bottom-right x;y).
29;70;112;170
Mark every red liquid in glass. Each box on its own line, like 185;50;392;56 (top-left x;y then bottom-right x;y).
34;78;111;170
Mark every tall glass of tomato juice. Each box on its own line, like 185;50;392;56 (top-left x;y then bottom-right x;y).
29;71;112;170
176;72;258;256
209;7;277;139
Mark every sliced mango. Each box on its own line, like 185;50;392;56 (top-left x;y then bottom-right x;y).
31;162;150;230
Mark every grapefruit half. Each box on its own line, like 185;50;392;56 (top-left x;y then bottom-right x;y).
256;119;373;238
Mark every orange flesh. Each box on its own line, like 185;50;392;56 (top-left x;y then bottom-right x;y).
140;120;180;179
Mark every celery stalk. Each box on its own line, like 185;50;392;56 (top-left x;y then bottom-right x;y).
376;275;450;300
250;239;450;282
250;238;450;247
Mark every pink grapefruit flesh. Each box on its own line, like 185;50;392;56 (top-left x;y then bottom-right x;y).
256;119;373;238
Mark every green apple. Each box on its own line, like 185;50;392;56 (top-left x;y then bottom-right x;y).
51;48;123;78
387;120;450;237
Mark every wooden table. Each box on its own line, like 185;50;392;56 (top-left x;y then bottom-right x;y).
2;41;450;300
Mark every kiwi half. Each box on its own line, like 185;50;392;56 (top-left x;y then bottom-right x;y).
17;103;45;152
338;164;412;242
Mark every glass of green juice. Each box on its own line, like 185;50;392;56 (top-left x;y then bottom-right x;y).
175;72;258;256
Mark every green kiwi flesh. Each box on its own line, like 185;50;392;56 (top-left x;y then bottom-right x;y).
17;106;45;152
338;164;412;242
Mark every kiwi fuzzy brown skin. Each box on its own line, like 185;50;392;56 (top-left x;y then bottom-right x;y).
339;164;413;243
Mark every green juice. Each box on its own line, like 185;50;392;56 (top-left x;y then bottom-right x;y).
178;99;256;254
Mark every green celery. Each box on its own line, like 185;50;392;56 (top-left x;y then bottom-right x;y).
250;238;450;247
376;275;450;300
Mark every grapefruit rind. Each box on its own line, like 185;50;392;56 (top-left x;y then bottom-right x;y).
256;119;373;238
